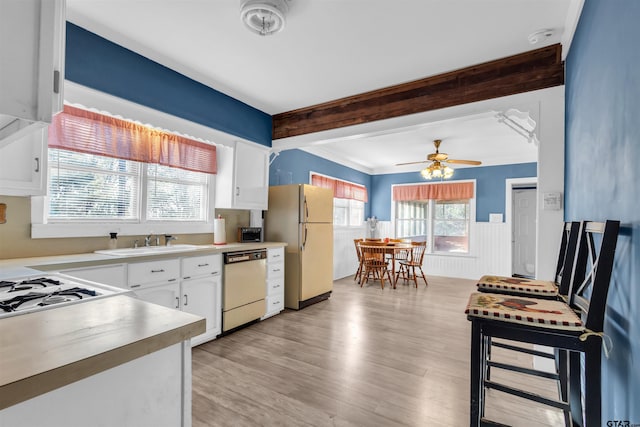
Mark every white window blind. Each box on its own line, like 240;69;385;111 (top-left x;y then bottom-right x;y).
48;149;140;221
147;163;207;221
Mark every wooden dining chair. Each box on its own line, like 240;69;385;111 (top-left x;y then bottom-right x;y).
353;238;364;283
360;243;391;289
396;241;428;287
465;220;620;427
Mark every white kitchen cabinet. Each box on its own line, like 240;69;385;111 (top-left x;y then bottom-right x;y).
215;141;269;210
128;258;181;309
181;254;221;346
135;282;181;309
0;128;47;196
0;0;65;148
262;247;285;320
58;263;127;289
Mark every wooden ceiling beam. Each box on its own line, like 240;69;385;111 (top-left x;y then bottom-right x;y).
272;44;564;140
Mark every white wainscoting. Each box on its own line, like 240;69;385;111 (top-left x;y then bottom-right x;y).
423;222;511;280
333;226;366;280
332;222;510;281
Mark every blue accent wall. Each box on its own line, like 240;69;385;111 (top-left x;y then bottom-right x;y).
566;0;640;422
269;149;372;218
371;163;537;221
65;22;272;146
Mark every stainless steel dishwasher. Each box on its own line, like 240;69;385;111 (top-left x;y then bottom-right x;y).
222;249;267;332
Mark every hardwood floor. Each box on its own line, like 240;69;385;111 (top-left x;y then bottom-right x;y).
192;276;564;426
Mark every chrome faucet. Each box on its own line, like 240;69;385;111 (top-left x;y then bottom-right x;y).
164;234;177;246
144;233;159;247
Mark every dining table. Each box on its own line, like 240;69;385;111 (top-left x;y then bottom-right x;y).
358;242;414;289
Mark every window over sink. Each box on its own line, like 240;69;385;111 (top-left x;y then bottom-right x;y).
32;96;218;239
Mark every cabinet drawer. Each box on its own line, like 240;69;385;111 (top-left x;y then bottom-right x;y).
265;295;284;314
266;262;284;280
267;247;284;263
128;259;180;288
266;278;284;297
182;254;221;279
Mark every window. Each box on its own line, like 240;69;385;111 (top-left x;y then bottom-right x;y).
48;149;208;223
393;182;474;254
311;173;367;228
333;198;365;227
433;199;470;253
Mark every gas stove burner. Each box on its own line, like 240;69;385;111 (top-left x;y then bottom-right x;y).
40;294;72;306
1;277;64;293
0;273;128;318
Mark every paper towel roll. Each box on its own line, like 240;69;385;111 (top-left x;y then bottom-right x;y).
213;216;226;245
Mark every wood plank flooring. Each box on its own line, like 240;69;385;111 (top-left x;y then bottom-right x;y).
192;276;564;426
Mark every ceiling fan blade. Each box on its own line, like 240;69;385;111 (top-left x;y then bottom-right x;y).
446;159;482;165
395;160;430;166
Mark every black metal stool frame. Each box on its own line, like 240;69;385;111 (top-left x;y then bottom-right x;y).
468;220;620;427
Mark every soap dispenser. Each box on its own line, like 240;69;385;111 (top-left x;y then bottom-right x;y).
108;232;118;249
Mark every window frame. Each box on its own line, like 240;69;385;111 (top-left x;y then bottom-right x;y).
31;81;237;239
391;180;476;257
310;171;366;228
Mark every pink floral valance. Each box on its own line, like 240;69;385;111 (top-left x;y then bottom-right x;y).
49;105;217;174
311;174;368;202
393;182;474;201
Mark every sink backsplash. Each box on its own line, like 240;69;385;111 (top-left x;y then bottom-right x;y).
0;196;251;260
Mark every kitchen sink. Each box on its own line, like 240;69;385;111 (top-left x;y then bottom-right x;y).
95;244;201;256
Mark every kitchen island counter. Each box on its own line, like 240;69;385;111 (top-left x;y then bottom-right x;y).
0;294;205;412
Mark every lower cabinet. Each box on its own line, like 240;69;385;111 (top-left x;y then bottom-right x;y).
262;247;285;320
129;254;221;346
134;282;180;309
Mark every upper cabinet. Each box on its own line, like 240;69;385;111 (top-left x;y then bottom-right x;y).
0;0;65;148
215;141;269;210
0;128;47;196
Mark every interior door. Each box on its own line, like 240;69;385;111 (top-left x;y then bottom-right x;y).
512;188;537;278
300;223;333;300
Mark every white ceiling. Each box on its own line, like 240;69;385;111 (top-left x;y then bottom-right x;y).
65;0;583;175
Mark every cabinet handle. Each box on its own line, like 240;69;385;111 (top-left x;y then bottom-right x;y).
34;157;40;173
273;301;280;305
175;297;180;309
131;284;140;289
151;269;165;273
53;70;61;94
274;284;280;288
236;186;240;196
273;268;280;272
273;254;281;258
183;294;188;306
183;276;191;280
197;263;209;267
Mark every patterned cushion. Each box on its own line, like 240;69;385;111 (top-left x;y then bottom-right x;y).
477;275;558;296
465;292;583;331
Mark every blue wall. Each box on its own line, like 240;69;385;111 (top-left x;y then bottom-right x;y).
65;23;272;146
566;0;640;422
370;163;537;221
269;149;372;218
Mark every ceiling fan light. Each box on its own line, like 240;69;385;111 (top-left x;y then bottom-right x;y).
420;168;433;179
443;166;454;179
240;0;288;36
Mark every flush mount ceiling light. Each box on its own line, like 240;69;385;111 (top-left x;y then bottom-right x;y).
528;28;555;44
240;0;289;36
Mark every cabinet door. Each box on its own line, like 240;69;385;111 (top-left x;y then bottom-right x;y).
0;0;64;146
233;141;268;209
182;275;221;345
134;283;180;310
0;129;46;196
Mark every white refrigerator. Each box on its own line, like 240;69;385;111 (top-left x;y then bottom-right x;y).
265;184;333;309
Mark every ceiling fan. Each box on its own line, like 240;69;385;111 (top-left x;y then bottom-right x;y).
396;139;481;179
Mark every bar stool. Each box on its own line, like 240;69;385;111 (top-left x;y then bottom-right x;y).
465;220;620;427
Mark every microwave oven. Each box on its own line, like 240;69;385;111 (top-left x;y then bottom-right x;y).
238;227;263;243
